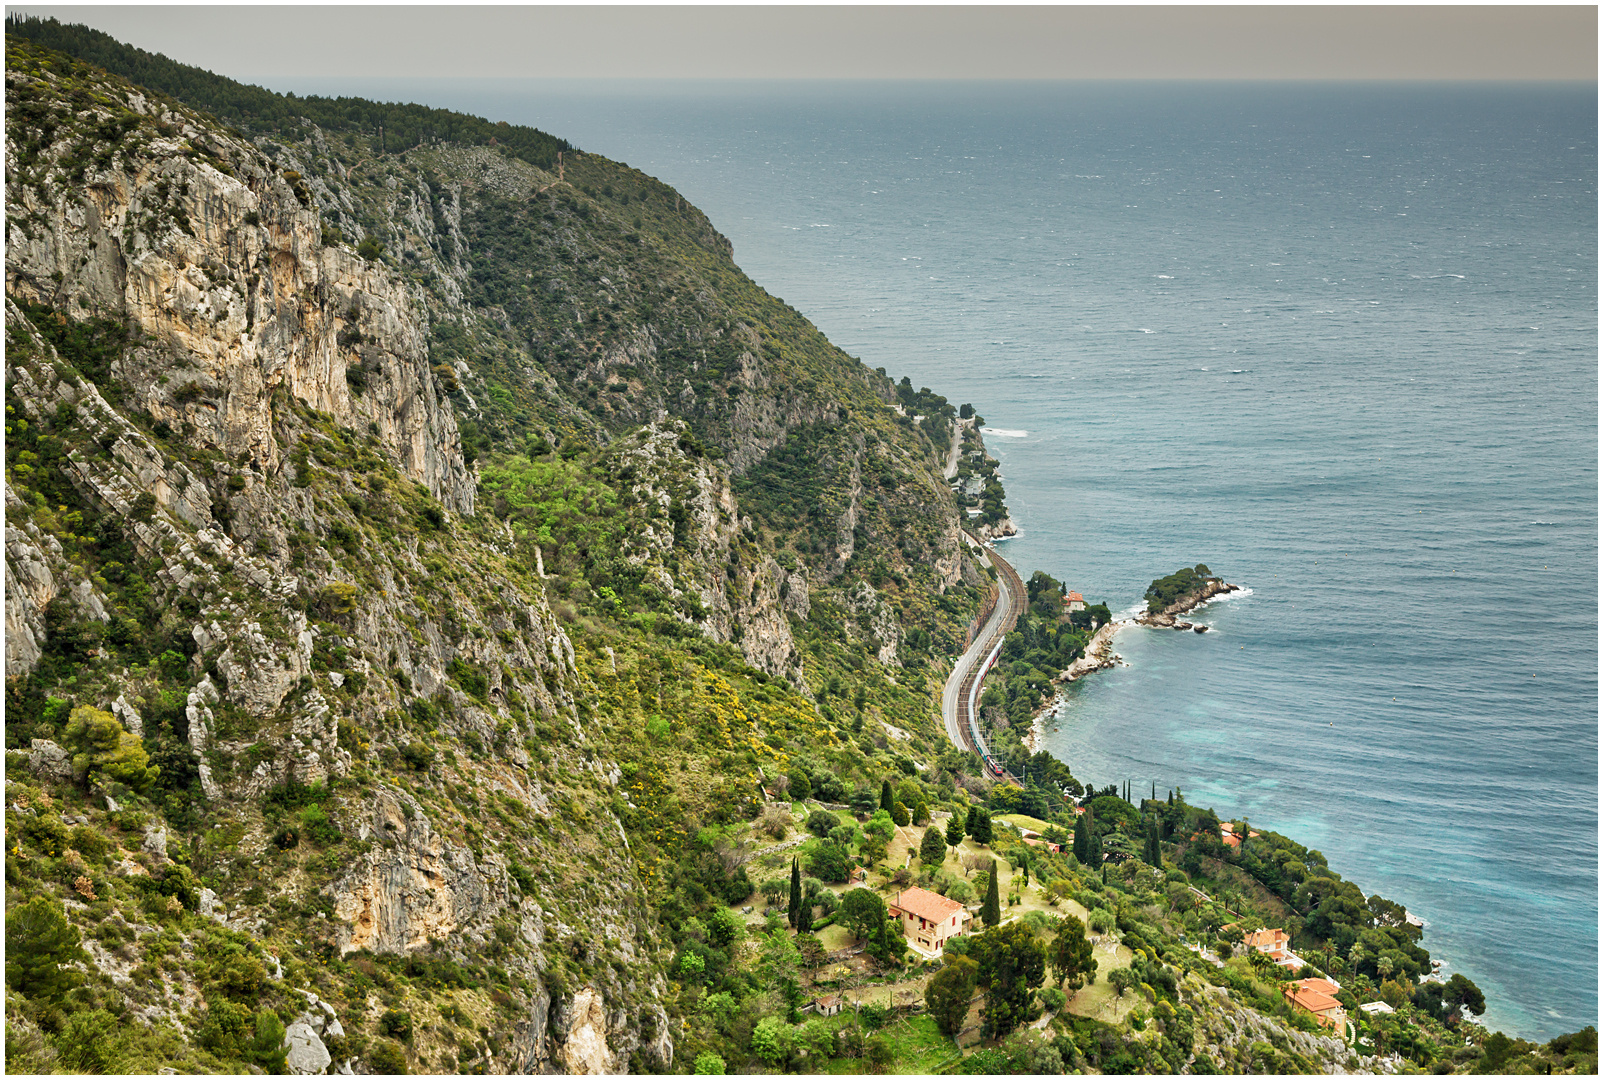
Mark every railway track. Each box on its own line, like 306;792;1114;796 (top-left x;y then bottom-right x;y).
941;532;1029;786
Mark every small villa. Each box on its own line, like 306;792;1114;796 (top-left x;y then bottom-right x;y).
888;887;970;957
1284;978;1347;1030
1243;927;1291;962
1220;822;1261;849
1065;591;1086;612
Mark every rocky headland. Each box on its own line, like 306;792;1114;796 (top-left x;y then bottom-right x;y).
1137;577;1241;631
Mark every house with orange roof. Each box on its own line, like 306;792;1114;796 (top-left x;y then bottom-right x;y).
1243;927;1291;962
1064;591;1086;613
888;887;970;956
1284;979;1347;1030
1219;822;1261;850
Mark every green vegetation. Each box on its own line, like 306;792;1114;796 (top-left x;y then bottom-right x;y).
1144;563;1217;613
0;18;1580;1078
5;14;571;169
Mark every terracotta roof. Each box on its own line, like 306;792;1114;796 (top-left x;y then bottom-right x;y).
1296;977;1341;997
1286;985;1344;1015
1066;591;1085;603
1243;928;1289;951
889;887;966;924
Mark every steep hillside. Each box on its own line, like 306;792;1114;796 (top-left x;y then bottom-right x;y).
1;23;1003;1075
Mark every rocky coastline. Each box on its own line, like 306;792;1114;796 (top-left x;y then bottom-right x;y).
1022;619;1126;752
1136;578;1241;631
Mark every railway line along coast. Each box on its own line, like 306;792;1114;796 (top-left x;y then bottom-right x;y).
942;532;1029;785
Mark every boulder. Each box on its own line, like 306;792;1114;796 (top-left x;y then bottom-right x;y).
283;1020;332;1075
27;739;73;783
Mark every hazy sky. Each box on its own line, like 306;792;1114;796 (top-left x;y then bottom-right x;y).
13;5;1599;81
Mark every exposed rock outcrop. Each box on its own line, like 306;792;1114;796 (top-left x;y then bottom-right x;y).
4;79;474;515
332;787;506;955
1136;579;1240;628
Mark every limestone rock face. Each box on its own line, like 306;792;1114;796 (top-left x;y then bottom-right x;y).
844;581;903;668
556;988;615;1074
4;81;473;515
331;787;505;955
608;422;807;686
4;493;57;678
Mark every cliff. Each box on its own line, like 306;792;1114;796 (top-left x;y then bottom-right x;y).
3;25;991;1076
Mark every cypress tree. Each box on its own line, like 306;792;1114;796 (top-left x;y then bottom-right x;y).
796;895;813;934
965;805;981;838
788;857;801;929
973;811;993;848
1088;827;1103;869
982;859;1001;926
880;779;895;814
1146;820;1161;866
1073;807;1091;864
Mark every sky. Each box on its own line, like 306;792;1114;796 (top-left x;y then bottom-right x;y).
10;5;1598;81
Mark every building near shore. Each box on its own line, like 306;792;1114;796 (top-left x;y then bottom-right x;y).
1243;927;1291;962
1065;591;1086;612
1284;979;1347;1030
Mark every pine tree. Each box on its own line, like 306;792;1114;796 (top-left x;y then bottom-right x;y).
788;857;802;930
982;859;1001;926
946;812;965;850
965;805;981;838
919;825;946;866
1073;807;1091;864
880;779;895;814
972;811;993;848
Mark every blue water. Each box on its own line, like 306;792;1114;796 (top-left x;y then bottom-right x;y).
277;78;1597;1040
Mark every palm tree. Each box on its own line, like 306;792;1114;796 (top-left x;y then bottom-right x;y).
1248;949;1275;978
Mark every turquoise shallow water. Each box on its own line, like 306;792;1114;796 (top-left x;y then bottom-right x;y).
279;78;1597;1039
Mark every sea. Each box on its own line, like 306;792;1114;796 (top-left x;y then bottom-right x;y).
273;77;1598;1041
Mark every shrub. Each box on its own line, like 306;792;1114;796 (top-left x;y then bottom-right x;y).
378;1009;413;1040
400;741;433;770
62;704;158;793
369;1040;408;1074
54;1008;131;1073
693;1051;726;1074
5;896;85;999
805;809;839;837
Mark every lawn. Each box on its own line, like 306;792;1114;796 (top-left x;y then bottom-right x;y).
996;813;1055;834
817;1012;961;1074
